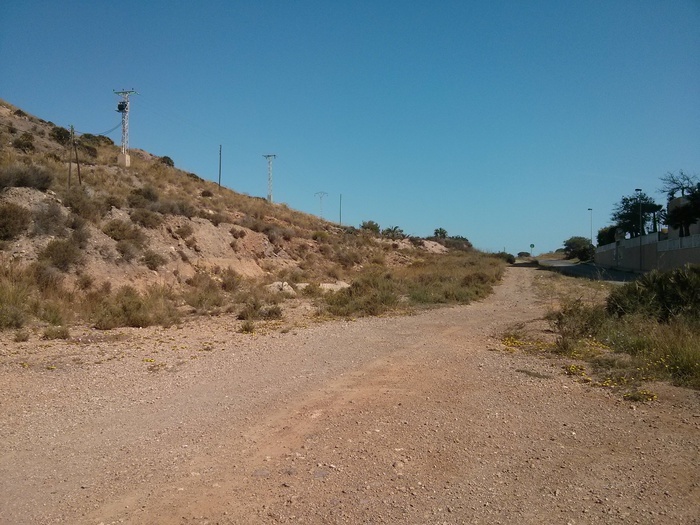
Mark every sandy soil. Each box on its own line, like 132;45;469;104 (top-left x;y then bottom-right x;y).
1;266;699;524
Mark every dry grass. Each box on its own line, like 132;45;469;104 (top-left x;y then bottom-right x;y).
528;268;700;391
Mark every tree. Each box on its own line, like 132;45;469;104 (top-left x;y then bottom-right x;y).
665;185;700;237
360;220;380;234
563;236;594;261
659;170;698;199
50;126;71;146
610;191;659;238
433;227;447;239
159;156;175;167
381;226;405;239
596;225;617;246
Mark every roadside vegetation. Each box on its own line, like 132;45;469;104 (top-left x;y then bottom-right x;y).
516;266;700;395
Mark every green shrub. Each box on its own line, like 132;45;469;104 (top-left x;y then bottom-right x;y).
607;266;700;322
159;156;175;167
220;268;240;292
42;326;70;340
492;251;516;264
103;219;146;245
130;208;163;228
0;163;53;191
0;202;31;240
39;238;82;271
155;199;195;218
324;271;399;317
175;224;194;238
33;202;67;236
12;132;35;152
64;186;100;221
184;273;224;311
115;240;140;261
50;126;71;145
127;186;160;208
92;285;179;329
142;250;167;270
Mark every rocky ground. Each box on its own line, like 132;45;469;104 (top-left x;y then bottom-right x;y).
1;265;699;524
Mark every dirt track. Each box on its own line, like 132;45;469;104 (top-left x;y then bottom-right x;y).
1;266;699;524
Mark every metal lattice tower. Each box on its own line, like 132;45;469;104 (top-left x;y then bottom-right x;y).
114;89;138;156
315;191;328;218
263;154;276;202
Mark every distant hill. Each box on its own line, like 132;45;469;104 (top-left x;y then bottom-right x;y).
0;98;500;333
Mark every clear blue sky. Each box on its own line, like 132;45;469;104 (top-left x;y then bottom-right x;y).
2;1;698;254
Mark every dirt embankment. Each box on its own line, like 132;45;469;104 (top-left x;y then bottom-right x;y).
1;266;698;524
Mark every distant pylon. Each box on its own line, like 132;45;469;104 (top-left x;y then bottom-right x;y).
315;191;328;218
263;154;276;202
114;89;138;167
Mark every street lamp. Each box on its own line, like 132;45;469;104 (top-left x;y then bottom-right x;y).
587;208;593;247
635;188;642;271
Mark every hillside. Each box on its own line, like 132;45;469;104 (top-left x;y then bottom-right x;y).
0;99;503;333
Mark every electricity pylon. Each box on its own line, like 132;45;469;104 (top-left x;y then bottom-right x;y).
114;89;138;167
263;154;276;202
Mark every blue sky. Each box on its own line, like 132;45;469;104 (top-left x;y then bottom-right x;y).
1;1;698;254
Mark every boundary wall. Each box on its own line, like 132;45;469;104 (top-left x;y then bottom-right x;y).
595;234;700;272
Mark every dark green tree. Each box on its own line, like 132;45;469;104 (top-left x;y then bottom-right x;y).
563;236;594;261
381;226;405;239
433;227;447;239
611;192;659;237
596;225;617;246
360;220;380;234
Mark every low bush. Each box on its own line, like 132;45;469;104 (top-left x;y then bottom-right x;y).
92;285;180;329
50;126;71;145
549;266;700;389
64;186;101;221
142;250;167;271
127;186;160;208
43;326;70;340
0;163;53;191
103;219;146;246
183;273;224;312
130;208;163;229
12;132;35;152
607;266;700;322
32;202;67;236
175;224;194;238
39;238;82;271
0;202;31;240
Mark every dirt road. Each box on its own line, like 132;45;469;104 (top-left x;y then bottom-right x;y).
1;266;698;524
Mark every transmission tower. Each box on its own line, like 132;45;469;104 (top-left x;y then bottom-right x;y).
114;89;138;167
315;191;328;218
263;154;276;202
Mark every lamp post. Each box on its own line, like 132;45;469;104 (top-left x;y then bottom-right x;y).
635;188;642;271
587;208;593;246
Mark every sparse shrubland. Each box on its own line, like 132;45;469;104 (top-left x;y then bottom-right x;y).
541;266;700;390
0;99;506;333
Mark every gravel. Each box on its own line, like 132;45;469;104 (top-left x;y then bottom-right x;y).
1;266;698;524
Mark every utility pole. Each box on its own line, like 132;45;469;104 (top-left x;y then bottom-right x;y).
635;188;643;272
263;154;276;202
315;191;328;218
67;125;81;188
218;145;222;188
588;208;593;246
114;89;138;167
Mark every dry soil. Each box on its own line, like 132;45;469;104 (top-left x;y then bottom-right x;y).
1;266;699;524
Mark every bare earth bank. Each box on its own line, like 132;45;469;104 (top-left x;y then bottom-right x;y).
1;266;698;524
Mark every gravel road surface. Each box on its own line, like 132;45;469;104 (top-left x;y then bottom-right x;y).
1;266;698;524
